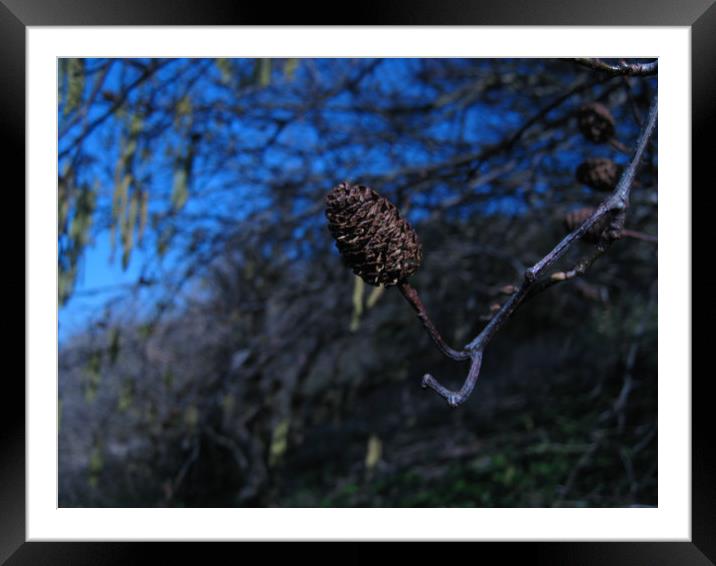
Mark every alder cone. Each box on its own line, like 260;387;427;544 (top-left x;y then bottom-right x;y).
325;182;422;286
563;207;610;244
576;158;623;192
577;102;615;143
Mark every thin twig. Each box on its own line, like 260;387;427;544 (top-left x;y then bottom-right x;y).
618;63;644;127
398;282;470;361
609;137;632;155
572;58;658;77
621;229;658;243
526;243;609;301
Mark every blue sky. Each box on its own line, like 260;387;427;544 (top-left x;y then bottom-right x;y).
58;58;655;345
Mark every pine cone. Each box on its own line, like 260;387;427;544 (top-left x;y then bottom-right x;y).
325;182;422;286
576;158;623;192
577;102;615;143
563;207;610;244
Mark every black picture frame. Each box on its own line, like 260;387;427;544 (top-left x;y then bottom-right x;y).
5;0;710;564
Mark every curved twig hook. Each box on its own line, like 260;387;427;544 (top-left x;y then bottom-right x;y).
421;351;483;407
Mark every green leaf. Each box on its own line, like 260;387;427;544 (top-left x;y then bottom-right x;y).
121;190;139;269
64;58;85;116
215;58;233;84
112;173;131;230
269;418;290;467
365;435;382;471
349;276;365;332
185;405;199;429
176;95;192;117
284;58;299;80
255;59;272;87
221;393;235;417
117;380;134;412
129;113;143;136
58;58;69;107
171;168;189;211
58;267;76;306
366;284;385;309
60;184;96;303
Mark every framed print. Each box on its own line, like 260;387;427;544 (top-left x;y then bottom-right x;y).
5;0;711;564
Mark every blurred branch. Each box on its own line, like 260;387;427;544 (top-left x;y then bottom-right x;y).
419;94;658;407
572;58;658;77
167;437;199;502
621;229;658;243
59;60;114;139
59;59;174;160
556;287;655;504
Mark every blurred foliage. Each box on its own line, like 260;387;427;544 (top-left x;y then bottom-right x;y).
59;58;657;508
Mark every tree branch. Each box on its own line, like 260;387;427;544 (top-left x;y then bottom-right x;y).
418;94;658;407
572;58;658;77
398;282;470;361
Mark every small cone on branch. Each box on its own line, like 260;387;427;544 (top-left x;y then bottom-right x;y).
325;182;422;286
563;207;610;244
576;158;623;192
577;102;615;144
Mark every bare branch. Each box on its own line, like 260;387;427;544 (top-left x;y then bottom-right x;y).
418;95;658;407
572;58;658;77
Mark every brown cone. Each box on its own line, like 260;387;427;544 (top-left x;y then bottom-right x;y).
576;158;623;192
325;182;422;286
577;102;615;144
563;207;610;244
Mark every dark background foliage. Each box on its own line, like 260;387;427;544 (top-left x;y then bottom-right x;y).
58;58;657;507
